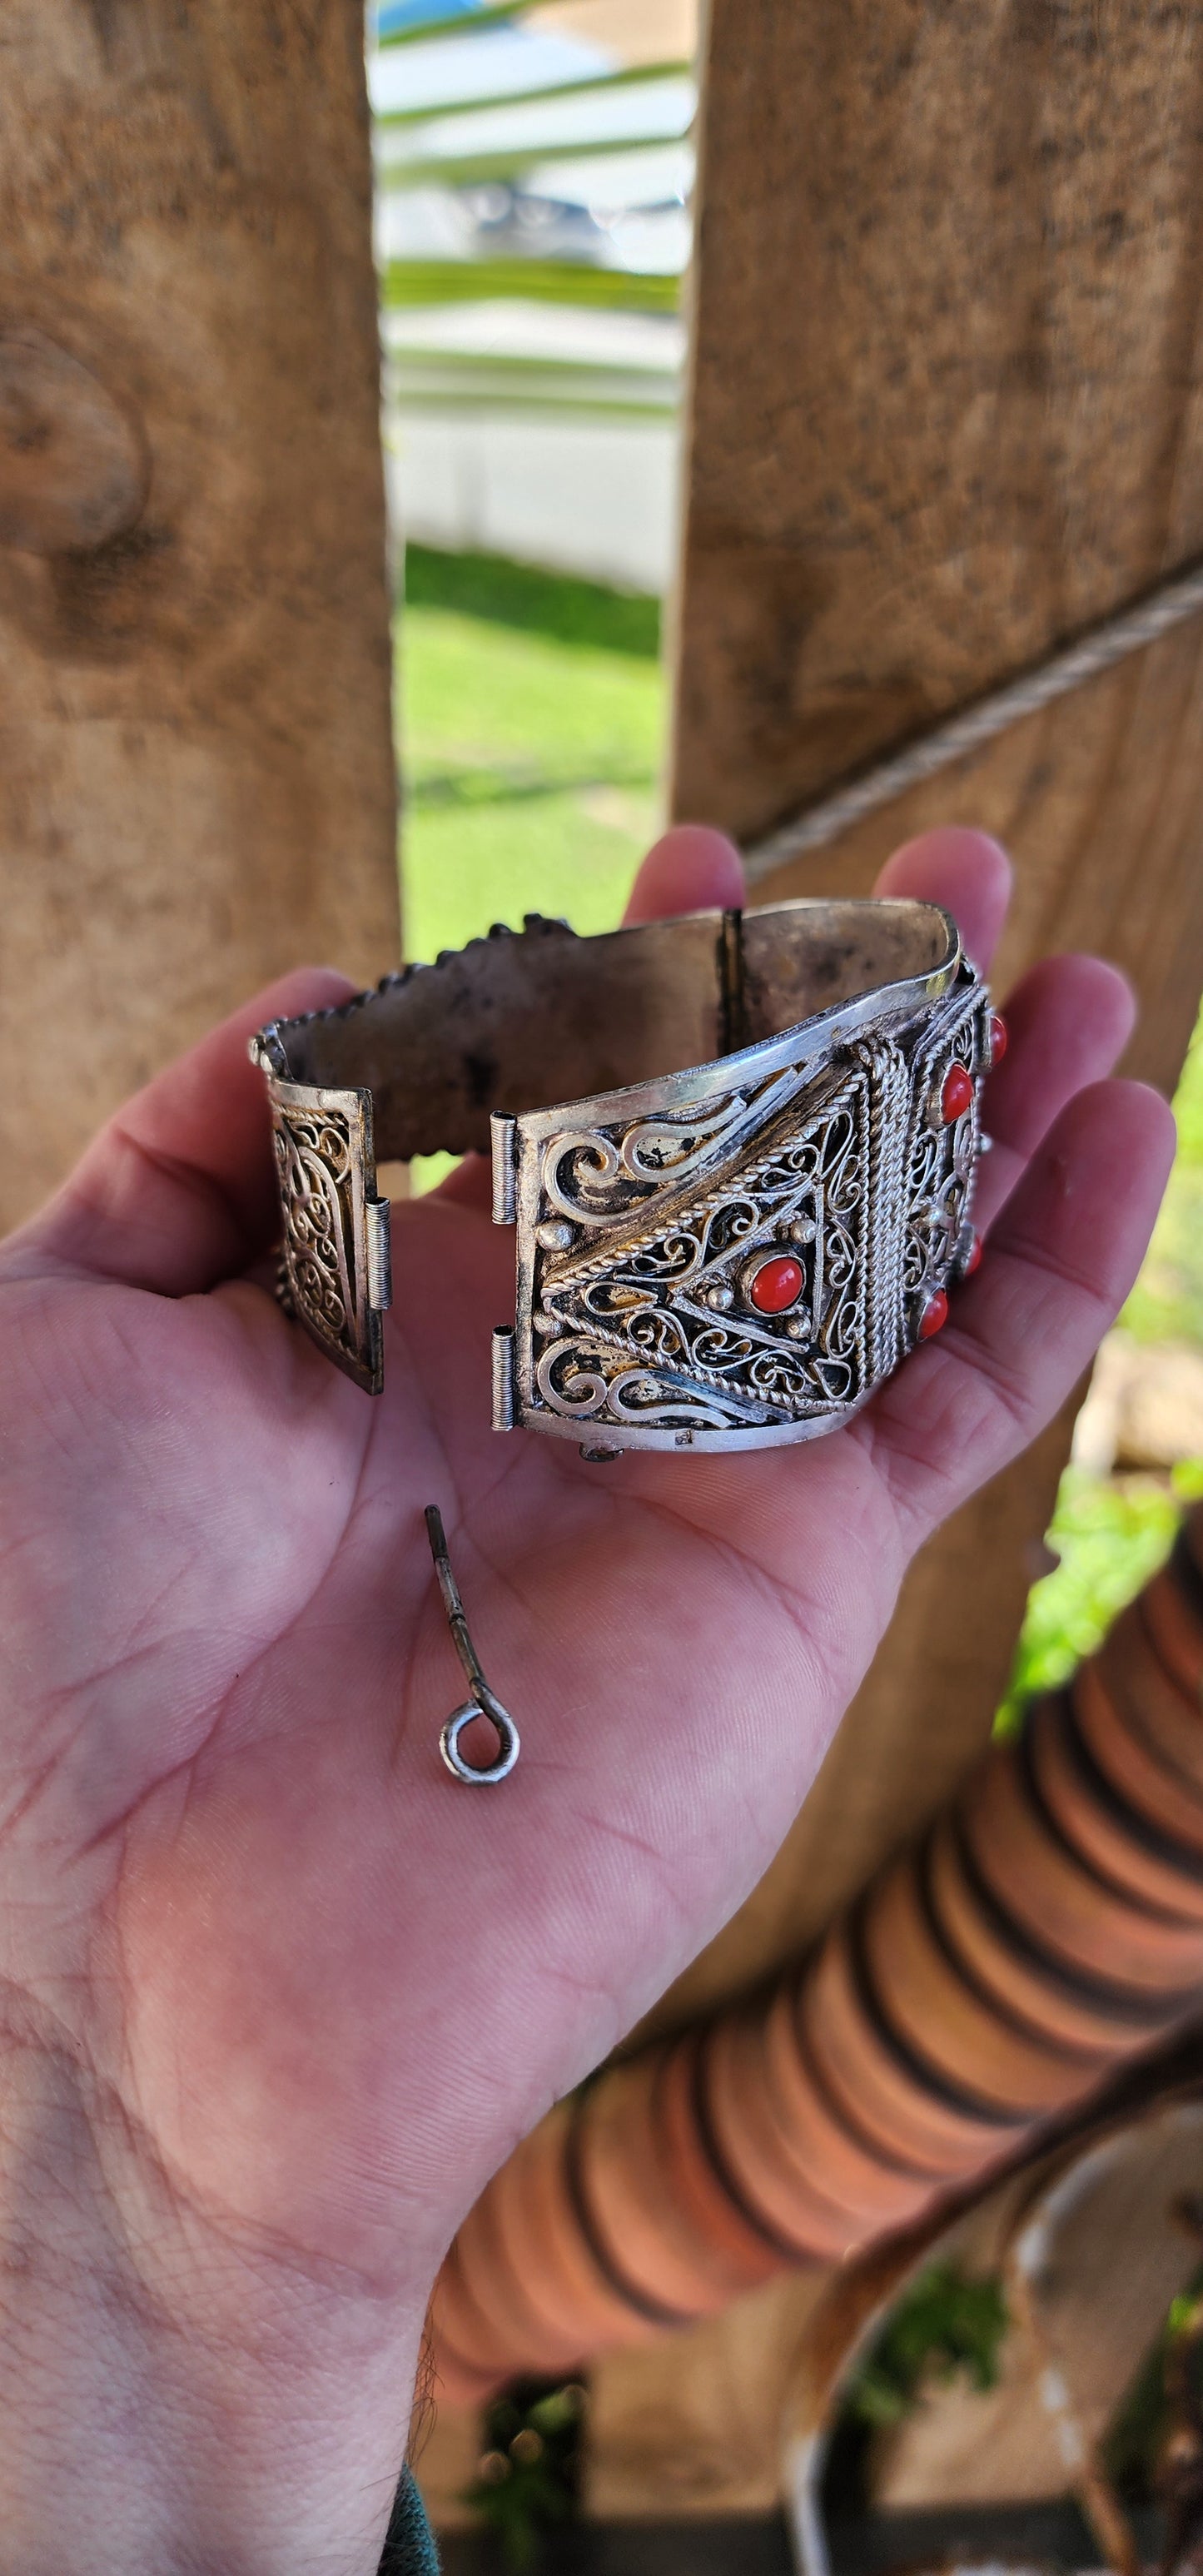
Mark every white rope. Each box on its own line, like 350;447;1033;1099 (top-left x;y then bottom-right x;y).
743;557;1203;885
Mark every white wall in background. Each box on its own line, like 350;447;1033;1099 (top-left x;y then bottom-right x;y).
385;411;680;594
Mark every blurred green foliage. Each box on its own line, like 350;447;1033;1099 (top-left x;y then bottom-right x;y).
404;544;661;659
1104;2266;1203;2506
463;2380;586;2573
824;2263;1008;2514
843;2263;1008;2432
995;1464;1202;1736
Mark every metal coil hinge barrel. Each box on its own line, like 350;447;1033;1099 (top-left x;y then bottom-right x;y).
365;1196;392;1310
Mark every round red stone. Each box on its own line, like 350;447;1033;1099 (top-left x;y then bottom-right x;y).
941;1062;974;1124
919;1287;949;1339
748;1253;804;1315
962;1231;983;1277
990;1012;1008;1067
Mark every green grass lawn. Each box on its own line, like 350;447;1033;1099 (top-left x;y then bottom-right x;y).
398;545;664;967
396;542;1203;1717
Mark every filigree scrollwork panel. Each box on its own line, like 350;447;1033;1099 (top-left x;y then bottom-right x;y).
274;1106;357;1351
268;1084;384;1391
901;987;992;1335
522;1066;877;1437
514;975;990;1443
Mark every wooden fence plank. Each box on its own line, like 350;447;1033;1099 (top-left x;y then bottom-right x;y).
0;0;399;1234
673;0;1203;850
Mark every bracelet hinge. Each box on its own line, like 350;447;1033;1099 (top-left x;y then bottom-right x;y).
365;1196;393;1310
490;1112;518;1224
491;1326;516;1430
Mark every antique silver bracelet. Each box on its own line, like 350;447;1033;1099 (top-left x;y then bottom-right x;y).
250;899;999;1460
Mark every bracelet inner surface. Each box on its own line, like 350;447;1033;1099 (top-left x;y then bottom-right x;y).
266;898;956;1162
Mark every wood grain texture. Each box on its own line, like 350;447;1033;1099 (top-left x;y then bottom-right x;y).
585;2272;828;2523
595;0;1203;2514
415;2394;482;2536
0;0;400;1232
673;0;1203;848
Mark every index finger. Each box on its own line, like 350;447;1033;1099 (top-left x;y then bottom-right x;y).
872;825;1012;976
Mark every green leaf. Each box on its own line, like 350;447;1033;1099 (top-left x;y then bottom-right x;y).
995;1465;1181;1736
843;2265;1009;2431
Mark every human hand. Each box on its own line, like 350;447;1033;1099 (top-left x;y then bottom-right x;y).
0;825;1172;2572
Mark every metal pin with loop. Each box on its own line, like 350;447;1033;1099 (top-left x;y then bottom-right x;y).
425;1505;520;1785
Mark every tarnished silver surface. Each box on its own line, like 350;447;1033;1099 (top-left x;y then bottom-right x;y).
425;1505;519;1784
251;900;990;1449
259;1077;388;1395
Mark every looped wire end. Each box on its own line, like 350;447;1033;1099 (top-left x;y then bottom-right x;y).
440;1689;521;1786
425;1505;520;1786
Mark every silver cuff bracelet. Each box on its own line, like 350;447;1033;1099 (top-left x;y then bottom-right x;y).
251;900;996;1456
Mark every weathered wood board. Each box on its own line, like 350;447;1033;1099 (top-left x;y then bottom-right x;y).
0;0;400;1235
587;2271;829;2523
673;0;1203;851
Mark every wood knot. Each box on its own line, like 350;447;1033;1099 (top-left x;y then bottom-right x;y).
0;327;148;555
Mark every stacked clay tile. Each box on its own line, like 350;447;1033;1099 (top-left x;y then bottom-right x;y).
432;1508;1203;2402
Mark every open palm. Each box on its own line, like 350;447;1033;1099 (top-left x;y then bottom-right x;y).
0;823;1172;2569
